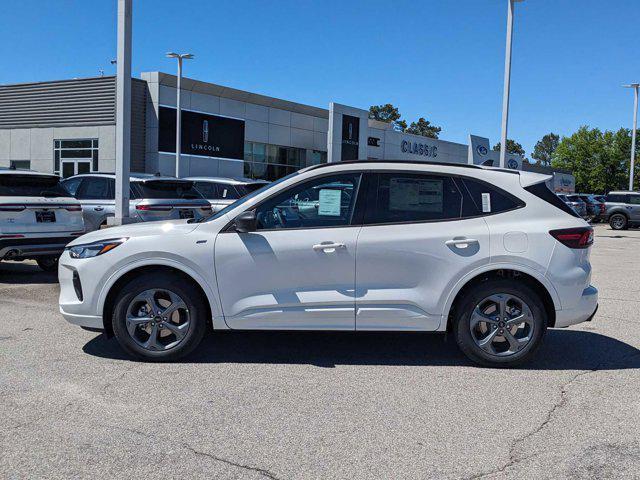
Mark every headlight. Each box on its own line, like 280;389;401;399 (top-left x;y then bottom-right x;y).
67;238;128;259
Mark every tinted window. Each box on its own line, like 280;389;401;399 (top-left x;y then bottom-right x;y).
0;174;68;197
62;177;83;196
629;195;640;205
76;177;113;200
461;178;525;215
524;182;579;218
194;182;219;199
606;194;628;203
134;181;203;199
218;184;243;199
365;173;463;224
255;173;361;230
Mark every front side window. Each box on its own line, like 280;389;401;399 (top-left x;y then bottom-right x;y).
606;194;628;203
365;173;463;224
76;177;113;200
629;195;640;205
255;173;361;230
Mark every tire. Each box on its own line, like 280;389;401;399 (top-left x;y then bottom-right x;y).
609;213;628;230
453;279;547;367
111;272;207;361
36;255;59;272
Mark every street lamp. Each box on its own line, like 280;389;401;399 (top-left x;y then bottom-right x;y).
623;83;639;191
499;0;524;168
166;52;194;178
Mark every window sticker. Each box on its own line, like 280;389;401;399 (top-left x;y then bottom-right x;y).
389;178;443;212
318;189;342;216
481;192;491;213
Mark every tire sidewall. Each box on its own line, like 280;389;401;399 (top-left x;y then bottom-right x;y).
609;214;627;230
112;274;207;361
454;279;547;367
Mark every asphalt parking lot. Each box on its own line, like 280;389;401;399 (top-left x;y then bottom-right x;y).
1;223;639;479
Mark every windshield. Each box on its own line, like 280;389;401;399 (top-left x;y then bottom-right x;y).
191;172;299;223
132;180;203;200
0;174;69;197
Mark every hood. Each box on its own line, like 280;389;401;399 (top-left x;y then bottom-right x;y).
67;219;199;246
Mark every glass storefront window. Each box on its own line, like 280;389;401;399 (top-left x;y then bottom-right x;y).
54;138;99;176
243;141;325;181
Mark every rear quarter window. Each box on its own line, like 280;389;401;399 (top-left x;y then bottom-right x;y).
460;178;525;216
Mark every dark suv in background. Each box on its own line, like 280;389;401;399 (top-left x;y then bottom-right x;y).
576;193;606;222
604;191;640;230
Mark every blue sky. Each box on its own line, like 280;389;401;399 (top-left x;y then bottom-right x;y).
1;0;638;156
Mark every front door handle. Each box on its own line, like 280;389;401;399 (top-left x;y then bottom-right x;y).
445;238;479;248
313;242;345;252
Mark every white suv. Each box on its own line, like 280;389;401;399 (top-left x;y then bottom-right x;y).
58;161;598;366
1;168;84;271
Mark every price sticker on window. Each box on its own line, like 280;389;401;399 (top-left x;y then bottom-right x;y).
318;189;341;216
481;193;491;213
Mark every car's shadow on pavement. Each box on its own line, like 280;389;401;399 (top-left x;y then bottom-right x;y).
83;329;640;370
0;261;58;284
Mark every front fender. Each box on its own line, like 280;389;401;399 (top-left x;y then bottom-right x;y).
96;255;228;330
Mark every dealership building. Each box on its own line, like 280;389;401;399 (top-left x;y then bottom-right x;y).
0;72;522;179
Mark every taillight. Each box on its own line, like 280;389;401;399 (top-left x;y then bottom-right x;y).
136;204;173;211
0;204;26;212
599;204;605;214
0;234;25;239
549;227;594;249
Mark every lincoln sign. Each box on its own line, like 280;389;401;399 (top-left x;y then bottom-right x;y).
159;106;245;159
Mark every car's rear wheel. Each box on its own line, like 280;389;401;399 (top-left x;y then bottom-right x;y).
36;255;59;272
112;273;207;361
453;279;547;367
609;213;628;230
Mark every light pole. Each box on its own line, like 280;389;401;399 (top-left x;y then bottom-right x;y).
623;83;639;191
166;52;194;178
499;0;524;168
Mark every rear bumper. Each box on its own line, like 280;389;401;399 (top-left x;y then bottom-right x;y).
554;285;598;328
0;235;81;260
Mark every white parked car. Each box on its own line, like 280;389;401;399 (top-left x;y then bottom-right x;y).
59;161;598;366
1;168;84;271
186;176;269;213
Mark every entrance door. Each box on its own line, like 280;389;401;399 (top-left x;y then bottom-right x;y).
215;172;364;330
61;160;91;178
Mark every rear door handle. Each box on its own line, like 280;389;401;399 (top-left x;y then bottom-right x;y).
313;242;345;252
94;206;104;212
445;238;479;248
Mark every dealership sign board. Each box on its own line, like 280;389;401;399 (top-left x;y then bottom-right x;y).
159;106;245;159
467;134;522;170
341;115;360;161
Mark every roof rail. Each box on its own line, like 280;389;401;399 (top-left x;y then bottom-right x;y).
302;159;520;174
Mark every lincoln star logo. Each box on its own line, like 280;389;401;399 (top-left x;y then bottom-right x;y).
348;123;353;140
203;120;209;143
507;158;519;169
476;145;488;156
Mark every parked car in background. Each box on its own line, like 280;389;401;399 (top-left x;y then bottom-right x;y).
604;191;640;230
62;174;211;232
557;194;588;219
186;177;269;213
1;168;84;271
59;161;597;367
576;193;606;222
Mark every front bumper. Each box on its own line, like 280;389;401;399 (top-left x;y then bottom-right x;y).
554;285;598;328
59;251;105;329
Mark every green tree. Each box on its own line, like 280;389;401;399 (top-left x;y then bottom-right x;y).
531;133;560;166
405;117;442;139
368;104;406;132
551;126;638;193
493;139;525;156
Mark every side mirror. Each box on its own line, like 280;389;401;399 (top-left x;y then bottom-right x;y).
235;210;257;233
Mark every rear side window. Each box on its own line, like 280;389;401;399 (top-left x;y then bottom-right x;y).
460;178;525;215
524;182;579;218
76;177;113;200
606;194;628;203
134;181;203;200
0;174;68;197
194;181;219;199
365;173;463;224
630;195;640;205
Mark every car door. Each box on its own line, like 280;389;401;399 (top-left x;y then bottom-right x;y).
214;172;364;330
75;177;114;231
628;194;640;221
355;171;491;331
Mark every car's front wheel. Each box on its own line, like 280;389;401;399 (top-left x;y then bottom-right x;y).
453;279;547;367
609;213;628;230
112;273;207;361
